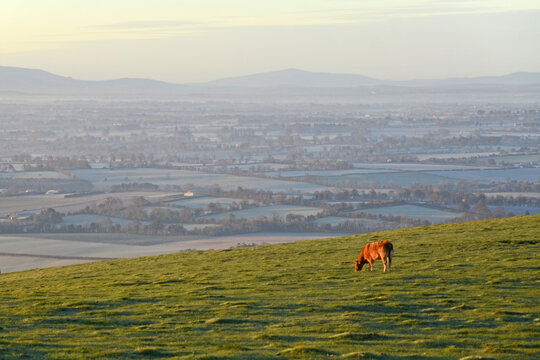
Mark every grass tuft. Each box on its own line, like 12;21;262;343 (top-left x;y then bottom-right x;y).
330;332;384;341
451;303;473;310
276;345;335;356
132;346;171;357
341;352;369;358
205;317;244;325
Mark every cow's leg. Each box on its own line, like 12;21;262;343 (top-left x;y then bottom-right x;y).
387;255;392;272
379;251;388;272
368;260;373;271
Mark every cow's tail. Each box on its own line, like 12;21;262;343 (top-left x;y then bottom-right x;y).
385;242;393;258
385;242;393;270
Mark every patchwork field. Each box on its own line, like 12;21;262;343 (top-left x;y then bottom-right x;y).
427;167;540;183
0;192;178;217
358;204;462;223
352;163;483;171
70;168;330;193
483;192;540;199
169;196;255;209
266;168;394;178
0;215;538;359
61;214;137;226
415;151;499;160
0;170;72;179
314;216;381;226
201;204;322;220
323;172;455;187
487;153;540;164
289;164;540;188
486;205;540;216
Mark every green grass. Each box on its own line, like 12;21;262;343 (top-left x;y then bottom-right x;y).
1;215;539;359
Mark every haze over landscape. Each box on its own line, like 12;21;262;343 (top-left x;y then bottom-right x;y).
1;0;538;272
2;1;540;82
0;1;539;359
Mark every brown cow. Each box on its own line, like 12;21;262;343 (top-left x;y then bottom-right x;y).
355;240;393;272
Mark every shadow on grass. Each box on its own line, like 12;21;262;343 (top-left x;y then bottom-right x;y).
333;304;407;314
153;279;185;285
252;333;314;342
1;341;74;360
195;355;279;360
368;355;451;360
40;314;149;328
125;346;178;358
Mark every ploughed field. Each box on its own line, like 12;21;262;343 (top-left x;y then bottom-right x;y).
0;215;538;359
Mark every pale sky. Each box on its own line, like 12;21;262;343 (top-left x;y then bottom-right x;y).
1;0;539;83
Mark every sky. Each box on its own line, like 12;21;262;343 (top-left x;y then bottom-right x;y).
1;0;540;83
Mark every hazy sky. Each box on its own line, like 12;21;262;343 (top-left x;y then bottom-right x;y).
1;0;539;83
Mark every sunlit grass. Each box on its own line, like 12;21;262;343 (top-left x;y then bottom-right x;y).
0;215;538;359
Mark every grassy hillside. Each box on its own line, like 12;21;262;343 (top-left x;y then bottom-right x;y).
1;215;538;359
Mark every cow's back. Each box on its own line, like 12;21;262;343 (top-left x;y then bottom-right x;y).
363;240;383;259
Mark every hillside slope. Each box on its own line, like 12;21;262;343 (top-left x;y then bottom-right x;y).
1;215;538;359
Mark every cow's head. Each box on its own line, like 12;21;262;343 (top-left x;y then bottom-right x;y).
355;259;365;272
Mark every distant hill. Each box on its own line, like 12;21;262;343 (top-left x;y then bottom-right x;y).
416;72;540;86
0;66;180;93
203;69;540;87
203;68;380;87
1;66;540;93
0;66;79;89
1;215;538;358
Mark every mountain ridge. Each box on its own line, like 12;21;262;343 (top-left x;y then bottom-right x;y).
201;68;380;87
1;65;540;92
0;66;180;92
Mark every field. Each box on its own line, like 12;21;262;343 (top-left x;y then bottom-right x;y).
0;232;341;273
358;205;463;223
352;163;483;171
323;172;455;187
486;205;540;216
483;192;539;199
487;154;540;164
169;197;255;209
209;163;290;171
69;168;329;193
415;152;499;160
319;167;540;187
314;216;380;226
428;168;540;183
266;169;394;178
0;192;178;217
0;170;72;179
201;205;322;220
0;215;538;359
62;214;138;226
281;164;540;188
314;216;358;225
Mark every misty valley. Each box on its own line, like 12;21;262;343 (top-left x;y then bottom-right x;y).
0;72;538;273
